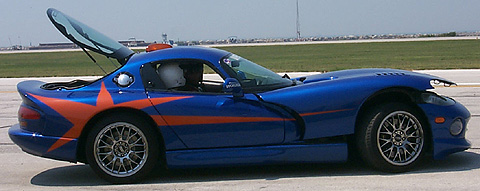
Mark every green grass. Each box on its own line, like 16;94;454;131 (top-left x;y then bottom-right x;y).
1;40;480;77
219;40;480;73
0;51;118;77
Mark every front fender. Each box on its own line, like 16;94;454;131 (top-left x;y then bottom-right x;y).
260;69;448;140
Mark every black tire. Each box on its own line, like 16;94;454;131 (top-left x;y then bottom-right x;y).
85;114;160;183
356;103;427;172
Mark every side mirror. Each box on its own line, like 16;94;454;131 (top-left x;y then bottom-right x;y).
223;78;244;97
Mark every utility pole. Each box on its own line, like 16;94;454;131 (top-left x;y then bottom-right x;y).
296;0;301;40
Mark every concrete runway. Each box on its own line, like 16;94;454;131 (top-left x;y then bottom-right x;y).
1;70;479;190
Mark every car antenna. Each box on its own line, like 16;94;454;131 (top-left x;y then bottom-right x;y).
81;47;107;74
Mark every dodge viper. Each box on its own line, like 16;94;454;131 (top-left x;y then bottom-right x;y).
9;8;471;183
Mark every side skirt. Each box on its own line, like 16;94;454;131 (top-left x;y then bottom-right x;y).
165;143;348;169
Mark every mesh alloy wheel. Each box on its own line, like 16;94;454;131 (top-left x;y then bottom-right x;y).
93;122;149;178
377;111;424;166
357;103;428;172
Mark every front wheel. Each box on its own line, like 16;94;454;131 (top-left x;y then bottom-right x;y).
86;115;159;183
357;103;427;172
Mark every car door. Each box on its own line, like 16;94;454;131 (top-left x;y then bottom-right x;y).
143;60;286;149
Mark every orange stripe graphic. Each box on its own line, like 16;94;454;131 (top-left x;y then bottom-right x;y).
300;108;353;117
150;109;353;127
152;115;285;126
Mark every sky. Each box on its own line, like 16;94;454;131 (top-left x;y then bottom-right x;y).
1;0;480;47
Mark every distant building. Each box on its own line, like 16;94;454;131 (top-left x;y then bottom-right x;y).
118;37;151;47
29;42;77;50
118;39;150;47
28;39;151;50
12;31;478;52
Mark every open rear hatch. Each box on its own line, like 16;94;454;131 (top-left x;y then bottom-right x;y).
39;8;136;90
47;8;133;64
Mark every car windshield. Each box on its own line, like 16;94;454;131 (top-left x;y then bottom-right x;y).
222;54;292;90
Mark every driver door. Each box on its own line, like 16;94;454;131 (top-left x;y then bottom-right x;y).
144;60;286;149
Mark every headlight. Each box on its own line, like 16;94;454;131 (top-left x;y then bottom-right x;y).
421;92;456;106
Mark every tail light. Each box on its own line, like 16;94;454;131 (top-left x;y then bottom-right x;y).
18;106;41;127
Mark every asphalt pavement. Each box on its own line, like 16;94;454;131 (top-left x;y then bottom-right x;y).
0;70;479;190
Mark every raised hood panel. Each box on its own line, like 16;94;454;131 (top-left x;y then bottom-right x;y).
47;8;133;64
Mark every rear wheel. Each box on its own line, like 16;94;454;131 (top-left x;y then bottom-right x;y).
86;115;159;183
357;103;426;172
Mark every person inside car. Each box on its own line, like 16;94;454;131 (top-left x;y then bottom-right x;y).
177;63;204;91
157;62;204;92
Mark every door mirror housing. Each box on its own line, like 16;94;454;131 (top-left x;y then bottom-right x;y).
223;78;244;97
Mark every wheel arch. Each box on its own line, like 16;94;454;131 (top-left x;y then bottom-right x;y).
76;107;166;164
353;87;433;152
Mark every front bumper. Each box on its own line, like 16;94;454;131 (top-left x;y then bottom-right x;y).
419;101;471;159
8;124;78;162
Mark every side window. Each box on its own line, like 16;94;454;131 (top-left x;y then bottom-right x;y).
202;66;225;91
154;60;225;93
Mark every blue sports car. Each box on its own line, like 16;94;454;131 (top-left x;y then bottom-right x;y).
9;8;471;183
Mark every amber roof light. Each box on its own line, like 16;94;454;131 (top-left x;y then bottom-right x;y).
146;43;173;52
